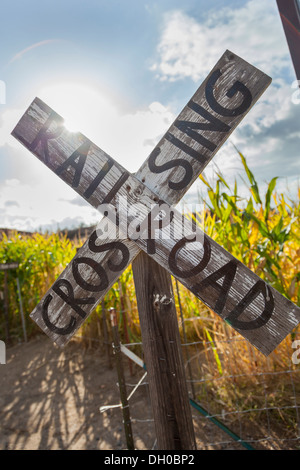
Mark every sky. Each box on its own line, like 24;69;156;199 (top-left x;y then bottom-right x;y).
0;0;299;232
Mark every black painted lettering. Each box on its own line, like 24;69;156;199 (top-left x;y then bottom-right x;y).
206;69;252;117
225;280;274;330
29;111;64;164
148;147;193;191
55;140;91;188
174;100;231;152
72;257;109;292
42;294;77;335
88;234;130;272
143;201;175;255
192;260;237;314
161;98;231;176
146;239;156;255
168;235;211;279
84;158;114;199
165;133;208;166
53;279;95;317
101;171;130;206
42;279;95;335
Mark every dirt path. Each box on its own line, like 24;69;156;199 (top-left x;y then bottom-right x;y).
1;336;290;450
0;336;155;450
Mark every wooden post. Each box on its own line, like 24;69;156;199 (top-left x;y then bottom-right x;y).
175;278;196;400
3;271;10;345
110;308;134;450
17;277;27;343
102;300;112;368
118;278;133;376
132;251;196;450
0;263;19;345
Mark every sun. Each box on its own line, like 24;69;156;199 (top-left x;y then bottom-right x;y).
37;82;117;137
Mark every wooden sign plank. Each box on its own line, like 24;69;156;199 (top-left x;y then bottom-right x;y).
0;263;19;271
11;97;130;211
277;0;300;81
136;50;271;204
129;207;300;356
30;219;140;347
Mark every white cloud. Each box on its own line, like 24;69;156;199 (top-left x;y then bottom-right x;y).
0;108;25;149
0;178;99;232
150;1;300;202
151;0;292;82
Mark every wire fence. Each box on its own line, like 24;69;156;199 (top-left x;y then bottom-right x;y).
183;330;300;450
1;274;299;450
76;302;300;451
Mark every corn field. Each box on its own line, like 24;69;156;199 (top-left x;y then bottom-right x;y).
0;152;299;448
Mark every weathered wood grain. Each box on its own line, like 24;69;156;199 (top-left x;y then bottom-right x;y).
3;271;10;344
110;307;134;450
30;219;140;348
11;50;297;356
132;251;196;450
11;98;130;210
136;50;271;202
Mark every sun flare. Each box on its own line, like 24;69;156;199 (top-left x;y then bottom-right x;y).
37;82;117;137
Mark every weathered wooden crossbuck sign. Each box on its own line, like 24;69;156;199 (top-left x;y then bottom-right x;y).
12;51;300;356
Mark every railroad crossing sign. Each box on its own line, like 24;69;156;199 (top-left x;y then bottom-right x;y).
12;50;300;356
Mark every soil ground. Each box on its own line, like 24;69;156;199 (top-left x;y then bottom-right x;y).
0;336;156;450
0;336;296;450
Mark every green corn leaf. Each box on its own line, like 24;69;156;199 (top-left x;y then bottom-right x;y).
221;192;240;215
250;184;262;205
264;177;278;220
246;197;254;214
246;212;270;238
234;145;262;204
216;172;230;190
199;174;213;190
204;328;223;376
